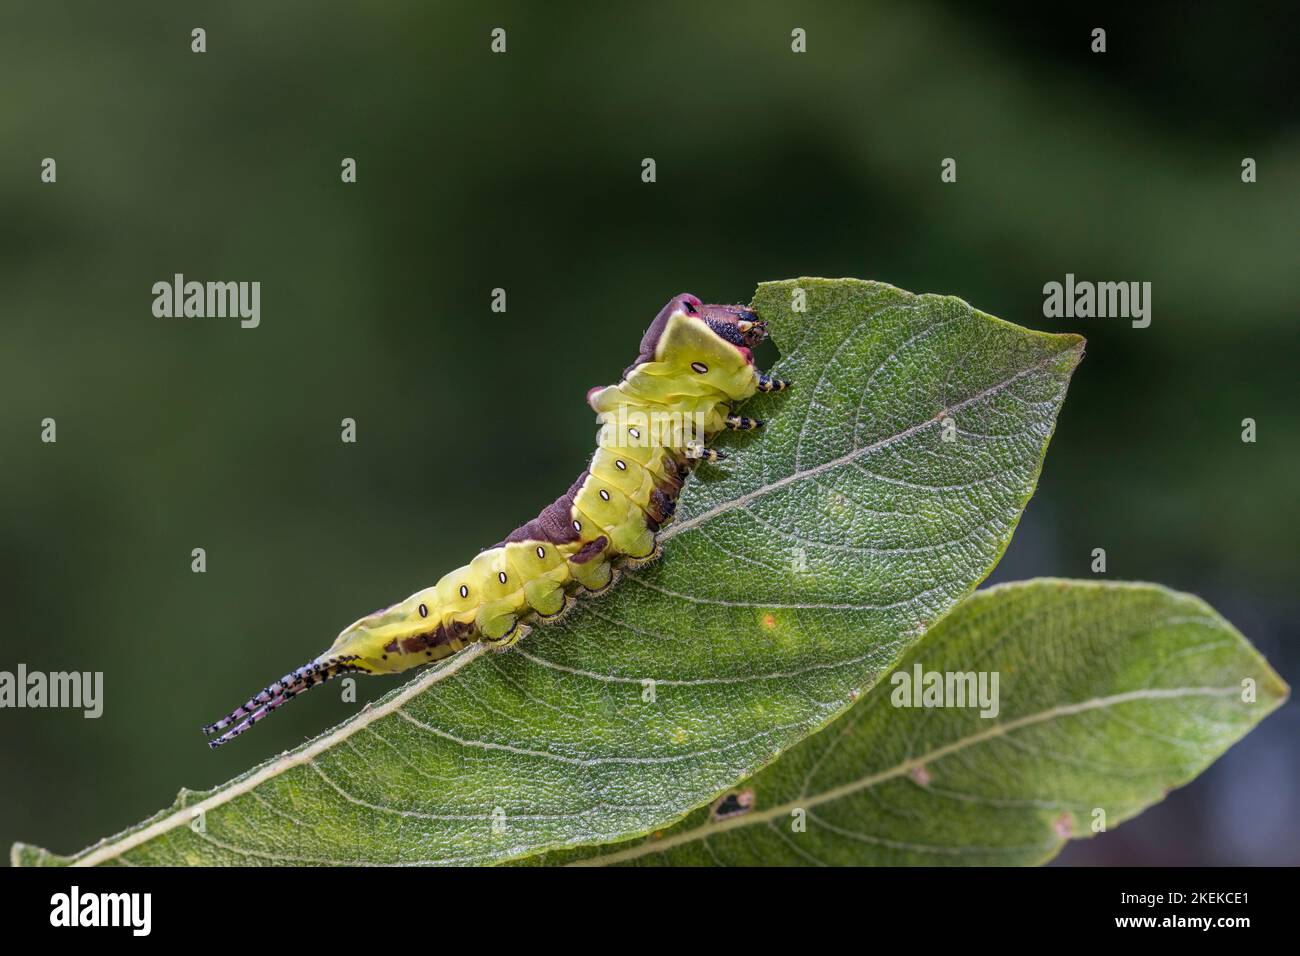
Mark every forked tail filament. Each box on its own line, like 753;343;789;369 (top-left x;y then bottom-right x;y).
201;656;364;749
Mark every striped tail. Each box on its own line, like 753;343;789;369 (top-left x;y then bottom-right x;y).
201;655;365;749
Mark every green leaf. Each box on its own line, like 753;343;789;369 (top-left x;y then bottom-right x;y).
12;278;1083;866
541;580;1288;866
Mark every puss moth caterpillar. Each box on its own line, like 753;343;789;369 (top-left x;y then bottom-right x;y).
202;294;788;748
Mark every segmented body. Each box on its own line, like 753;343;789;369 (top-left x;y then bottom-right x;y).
202;294;787;748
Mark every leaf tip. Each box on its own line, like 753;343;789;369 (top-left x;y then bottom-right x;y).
1260;667;1290;708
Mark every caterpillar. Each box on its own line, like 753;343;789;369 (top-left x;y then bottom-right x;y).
201;293;789;748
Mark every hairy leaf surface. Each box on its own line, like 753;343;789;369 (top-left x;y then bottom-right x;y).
541;580;1287;866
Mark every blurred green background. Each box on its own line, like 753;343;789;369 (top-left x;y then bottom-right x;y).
2;1;1296;864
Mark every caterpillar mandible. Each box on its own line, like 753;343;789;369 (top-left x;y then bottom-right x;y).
201;294;789;748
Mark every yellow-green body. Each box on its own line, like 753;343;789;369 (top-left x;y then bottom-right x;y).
203;294;785;748
330;306;763;674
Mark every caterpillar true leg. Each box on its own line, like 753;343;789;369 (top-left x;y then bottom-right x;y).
685;443;727;463
202;293;782;748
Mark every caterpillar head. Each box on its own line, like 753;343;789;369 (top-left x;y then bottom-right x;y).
665;293;767;352
624;293;767;379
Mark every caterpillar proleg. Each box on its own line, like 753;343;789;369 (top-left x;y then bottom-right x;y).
202;293;788;748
